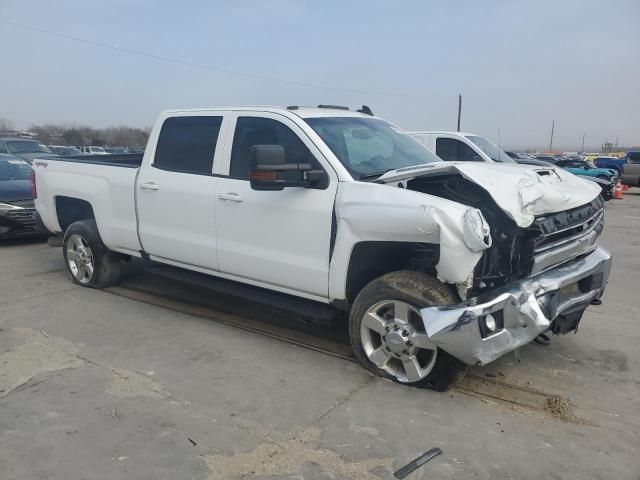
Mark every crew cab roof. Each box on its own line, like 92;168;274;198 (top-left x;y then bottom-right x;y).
159;106;377;120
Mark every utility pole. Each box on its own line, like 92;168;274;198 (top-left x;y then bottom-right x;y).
457;94;462;132
549;120;555;153
581;133;585;153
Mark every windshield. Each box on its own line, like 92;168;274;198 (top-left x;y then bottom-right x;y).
0;159;31;180
466;135;515;163
7;141;52;154
305;117;441;179
91;147;106;153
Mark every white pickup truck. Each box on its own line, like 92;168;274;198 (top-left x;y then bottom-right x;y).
33;105;612;390
409;131;515;163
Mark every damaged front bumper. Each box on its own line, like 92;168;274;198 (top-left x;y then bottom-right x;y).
421;246;612;365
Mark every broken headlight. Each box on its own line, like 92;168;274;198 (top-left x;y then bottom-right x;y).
463;208;492;252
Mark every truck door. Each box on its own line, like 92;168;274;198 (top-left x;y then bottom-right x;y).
136;113;227;270
213;113;338;299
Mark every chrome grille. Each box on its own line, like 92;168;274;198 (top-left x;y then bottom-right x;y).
5;208;37;228
8;199;35;209
530;198;605;275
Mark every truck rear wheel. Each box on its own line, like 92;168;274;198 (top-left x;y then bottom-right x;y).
63;220;121;288
349;271;467;391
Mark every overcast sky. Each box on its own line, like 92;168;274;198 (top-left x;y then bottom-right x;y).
1;0;638;149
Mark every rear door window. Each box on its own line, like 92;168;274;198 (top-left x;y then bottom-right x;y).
154;116;223;175
435;138;481;162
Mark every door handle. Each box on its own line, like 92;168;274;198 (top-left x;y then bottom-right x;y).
217;192;243;202
140;182;159;191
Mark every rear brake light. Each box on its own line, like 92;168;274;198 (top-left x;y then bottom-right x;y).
30;169;37;199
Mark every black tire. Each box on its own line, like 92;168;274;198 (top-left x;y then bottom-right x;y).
349;271;467;391
63;220;121;288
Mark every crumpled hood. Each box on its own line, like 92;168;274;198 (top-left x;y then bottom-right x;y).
377;162;601;227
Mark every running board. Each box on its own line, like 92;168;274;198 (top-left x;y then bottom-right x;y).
141;262;339;327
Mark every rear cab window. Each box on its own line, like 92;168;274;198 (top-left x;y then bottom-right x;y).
154;116;223;175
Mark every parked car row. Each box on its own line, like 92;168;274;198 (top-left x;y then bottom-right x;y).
0;138;146;164
51;145;144;156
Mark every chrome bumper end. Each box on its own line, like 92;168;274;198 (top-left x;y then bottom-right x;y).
420;246;612;365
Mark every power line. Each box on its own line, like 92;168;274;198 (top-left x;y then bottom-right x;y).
1;19;422;98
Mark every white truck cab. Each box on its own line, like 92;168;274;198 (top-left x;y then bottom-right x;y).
409;131;515;163
32;106;611;391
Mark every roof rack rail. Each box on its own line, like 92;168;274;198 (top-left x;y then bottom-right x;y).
317;104;350;110
286;105;299;110
357;105;374;116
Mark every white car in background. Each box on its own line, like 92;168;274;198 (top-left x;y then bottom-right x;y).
78;146;109;155
409;131;515;163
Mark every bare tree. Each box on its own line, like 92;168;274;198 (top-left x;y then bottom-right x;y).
27;122;150;148
0;117;15;132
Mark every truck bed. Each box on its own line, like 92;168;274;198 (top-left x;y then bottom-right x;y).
34;155;143;255
50;154;143;168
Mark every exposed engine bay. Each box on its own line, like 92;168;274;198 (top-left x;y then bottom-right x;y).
404;173;605;298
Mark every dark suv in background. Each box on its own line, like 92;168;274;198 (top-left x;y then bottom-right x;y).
0;154;44;239
0;138;59;163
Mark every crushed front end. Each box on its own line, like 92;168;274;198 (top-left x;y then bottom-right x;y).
420;196;611;365
403;172;611;366
421;246;611;365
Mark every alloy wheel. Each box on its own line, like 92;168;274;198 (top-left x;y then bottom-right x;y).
66;234;95;284
360;300;438;383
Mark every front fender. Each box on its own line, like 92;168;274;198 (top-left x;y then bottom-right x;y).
328;182;489;301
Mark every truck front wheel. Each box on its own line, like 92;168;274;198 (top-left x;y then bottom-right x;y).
349;271;467;391
63;220;121;288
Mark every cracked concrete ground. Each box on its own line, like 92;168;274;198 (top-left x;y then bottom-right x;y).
1;192;640;479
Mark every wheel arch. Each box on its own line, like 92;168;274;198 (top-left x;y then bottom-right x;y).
344;241;440;304
55;196;95;232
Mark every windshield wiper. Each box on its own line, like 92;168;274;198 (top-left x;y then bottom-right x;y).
359;169;394;181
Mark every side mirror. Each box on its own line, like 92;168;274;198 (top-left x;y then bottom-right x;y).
249;144;328;191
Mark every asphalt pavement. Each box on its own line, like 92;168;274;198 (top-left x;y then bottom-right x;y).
1;191;639;479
